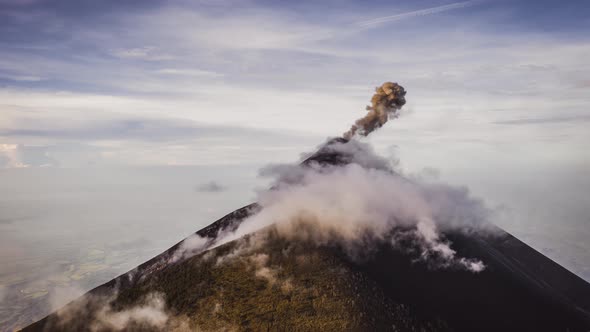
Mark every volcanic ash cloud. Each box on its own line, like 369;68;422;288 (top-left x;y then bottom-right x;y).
344;82;407;139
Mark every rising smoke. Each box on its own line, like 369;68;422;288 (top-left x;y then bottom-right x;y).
344;82;407;139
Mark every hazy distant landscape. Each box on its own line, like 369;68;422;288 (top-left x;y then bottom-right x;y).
0;165;267;329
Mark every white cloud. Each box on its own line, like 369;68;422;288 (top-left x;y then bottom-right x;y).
93;293;168;331
110;47;176;61
169;234;209;263
51;291;172;331
131;8;333;52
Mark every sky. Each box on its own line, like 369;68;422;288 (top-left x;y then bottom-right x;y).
0;0;588;168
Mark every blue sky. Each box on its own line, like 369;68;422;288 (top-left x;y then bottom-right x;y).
0;0;589;167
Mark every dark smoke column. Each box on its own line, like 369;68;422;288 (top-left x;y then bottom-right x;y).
344;82;407;139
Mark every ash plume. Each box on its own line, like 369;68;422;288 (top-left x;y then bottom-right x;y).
344;82;407;139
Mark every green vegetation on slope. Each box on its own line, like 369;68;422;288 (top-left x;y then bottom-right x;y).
27;228;448;331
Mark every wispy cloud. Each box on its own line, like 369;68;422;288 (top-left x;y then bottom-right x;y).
154;68;223;78
356;1;482;28
0;73;43;81
0;116;310;142
110;47;175;61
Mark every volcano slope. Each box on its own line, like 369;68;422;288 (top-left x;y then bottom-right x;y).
23;138;590;332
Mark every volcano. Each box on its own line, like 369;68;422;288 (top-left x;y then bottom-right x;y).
22;138;590;332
